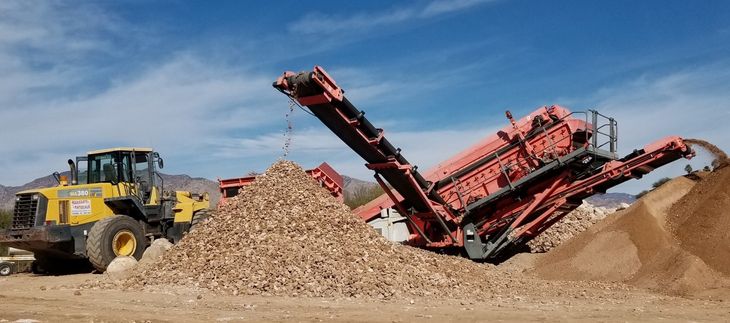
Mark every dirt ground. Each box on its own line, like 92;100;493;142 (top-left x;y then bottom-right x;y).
0;271;728;322
3;162;729;322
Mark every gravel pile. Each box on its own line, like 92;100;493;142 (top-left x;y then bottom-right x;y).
528;202;624;253
119;161;509;299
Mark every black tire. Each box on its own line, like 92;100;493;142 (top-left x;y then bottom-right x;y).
86;215;147;273
0;262;12;276
30;260;46;275
190;209;212;228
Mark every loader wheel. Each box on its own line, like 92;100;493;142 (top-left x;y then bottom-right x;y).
191;209;212;229
0;262;12;276
86;215;146;273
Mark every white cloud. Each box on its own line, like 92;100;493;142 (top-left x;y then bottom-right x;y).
288;0;498;35
0;2;112;107
220;122;499;182
422;0;498;16
0;0;493;186
0;55;288;185
0;2;287;185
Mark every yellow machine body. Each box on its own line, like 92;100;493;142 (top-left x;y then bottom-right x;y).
0;147;210;266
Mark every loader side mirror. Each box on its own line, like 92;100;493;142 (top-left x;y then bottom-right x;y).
158;158;164;169
52;172;61;185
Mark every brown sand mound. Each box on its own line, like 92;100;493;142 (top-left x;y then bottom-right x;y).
117;161;510;299
668;167;730;276
534;175;730;297
685;138;729;170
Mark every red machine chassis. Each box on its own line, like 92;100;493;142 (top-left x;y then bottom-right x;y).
218;162;344;206
273;66;693;260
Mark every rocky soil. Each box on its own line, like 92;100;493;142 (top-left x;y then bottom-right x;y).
528;202;627;253
114;161;512;299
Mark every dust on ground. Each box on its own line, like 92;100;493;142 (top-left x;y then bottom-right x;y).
2;273;729;322
4;149;730;321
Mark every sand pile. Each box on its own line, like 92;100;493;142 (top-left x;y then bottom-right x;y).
118;161;510;299
668;167;730;276
528;202;622;253
534;172;730;297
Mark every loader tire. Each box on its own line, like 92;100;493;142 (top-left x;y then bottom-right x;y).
86;215;146;273
191;209;212;229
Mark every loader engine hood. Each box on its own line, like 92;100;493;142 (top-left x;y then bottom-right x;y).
12;184;109;230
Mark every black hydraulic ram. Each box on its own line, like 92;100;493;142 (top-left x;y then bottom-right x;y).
273;66;447;214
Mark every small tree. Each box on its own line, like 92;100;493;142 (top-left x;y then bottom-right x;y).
684;164;693;174
652;177;672;189
345;185;384;209
703;165;712;172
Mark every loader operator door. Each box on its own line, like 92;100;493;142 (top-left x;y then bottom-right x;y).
87;151;154;204
88;153;126;184
131;151;155;204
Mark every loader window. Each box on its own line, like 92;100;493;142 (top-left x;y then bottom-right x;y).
76;158;88;185
89;153;117;184
134;153;150;186
120;154;132;183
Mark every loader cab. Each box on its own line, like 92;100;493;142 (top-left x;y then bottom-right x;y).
76;147;164;205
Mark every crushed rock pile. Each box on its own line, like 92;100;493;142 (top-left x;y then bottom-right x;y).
113;161;516;299
534;168;730;298
528;202;625;253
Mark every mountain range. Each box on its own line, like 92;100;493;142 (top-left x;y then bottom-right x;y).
0;173;635;211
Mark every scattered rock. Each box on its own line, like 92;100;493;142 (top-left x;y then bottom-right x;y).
118;161;508;298
528;202;618;253
106;256;138;281
139;238;174;266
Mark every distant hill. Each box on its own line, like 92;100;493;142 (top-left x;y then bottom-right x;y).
584;192;636;208
0;172;220;210
342;175;379;195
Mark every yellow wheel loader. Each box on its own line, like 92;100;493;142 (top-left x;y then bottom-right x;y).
0;148;210;273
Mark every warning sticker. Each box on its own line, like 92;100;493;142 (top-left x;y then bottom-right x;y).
70;199;92;216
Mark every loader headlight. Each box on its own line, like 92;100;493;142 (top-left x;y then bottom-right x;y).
31;194;39;201
15;196;20;202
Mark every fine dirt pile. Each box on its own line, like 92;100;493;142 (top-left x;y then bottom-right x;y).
534;173;730;297
668;167;730;277
117;161;510;299
528;202;624;253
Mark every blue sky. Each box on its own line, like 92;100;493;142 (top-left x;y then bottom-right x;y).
1;0;729;194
